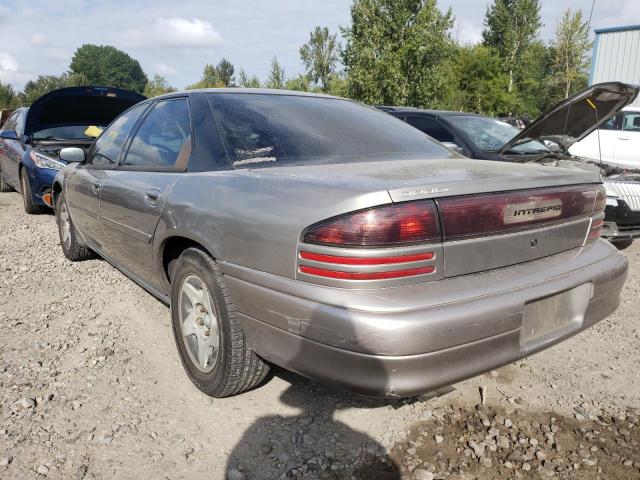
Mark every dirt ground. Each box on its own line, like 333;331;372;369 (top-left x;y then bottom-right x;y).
0;191;638;480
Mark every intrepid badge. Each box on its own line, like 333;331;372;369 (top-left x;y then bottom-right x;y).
504;200;563;224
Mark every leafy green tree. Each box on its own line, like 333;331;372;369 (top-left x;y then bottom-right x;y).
300;26;339;93
237;69;261;88
285;74;312;92
69;44;147;93
551;9;591;99
216;58;235;87
143;74;176;98
265;57;285;89
483;0;541;94
187;64;223;89
0;81;18;109
342;0;456;108
448;45;517;116
19;73;88;106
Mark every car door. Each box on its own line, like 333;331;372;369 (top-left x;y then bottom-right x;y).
613;110;640;167
569;114;619;162
65;103;149;249
0;110;23;189
99;97;192;288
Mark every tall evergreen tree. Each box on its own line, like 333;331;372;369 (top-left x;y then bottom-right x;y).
299;26;339;93
551;9;591;99
482;0;541;94
342;0;456;107
265;57;285;89
216;58;235;87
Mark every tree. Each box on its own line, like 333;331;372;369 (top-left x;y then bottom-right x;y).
483;0;541;94
285;74;312;92
265;57;285;89
551;9;591;99
69;44;147;93
216;58;235;87
19;73;89;106
237;70;261;88
299;26;339;93
143;74;176;98
0;81;18;109
448;45;517;116
342;0;456;108
187;64;223;89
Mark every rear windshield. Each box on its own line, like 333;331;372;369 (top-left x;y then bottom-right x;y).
208;93;454;169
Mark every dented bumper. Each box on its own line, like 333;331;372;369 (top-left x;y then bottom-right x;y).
221;240;627;397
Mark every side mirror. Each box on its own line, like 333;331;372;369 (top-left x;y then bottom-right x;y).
59;147;85;163
442;141;464;154
543;140;561;153
0;130;20;141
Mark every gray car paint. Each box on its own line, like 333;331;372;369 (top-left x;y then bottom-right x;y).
54;89;626;397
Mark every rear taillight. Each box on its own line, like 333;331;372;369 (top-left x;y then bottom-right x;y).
302;200;440;247
437;185;598;240
586;185;606;243
594;184;606;214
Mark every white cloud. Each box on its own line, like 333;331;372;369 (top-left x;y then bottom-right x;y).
0;51;32;85
121;17;223;49
29;33;45;46
154;62;178;75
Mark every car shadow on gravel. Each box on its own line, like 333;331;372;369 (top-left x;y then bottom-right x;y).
227;307;403;479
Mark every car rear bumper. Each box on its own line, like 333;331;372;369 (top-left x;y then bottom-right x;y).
221;240;628;397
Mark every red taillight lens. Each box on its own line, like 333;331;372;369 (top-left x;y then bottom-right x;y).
302;201;440;247
438;185;598;240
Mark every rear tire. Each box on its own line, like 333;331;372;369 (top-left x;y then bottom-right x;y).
170;248;269;397
612;238;633;251
55;192;94;261
20;169;45;214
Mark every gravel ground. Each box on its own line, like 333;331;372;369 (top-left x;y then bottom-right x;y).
0;190;639;480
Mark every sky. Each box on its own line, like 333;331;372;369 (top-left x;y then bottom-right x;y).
0;0;639;91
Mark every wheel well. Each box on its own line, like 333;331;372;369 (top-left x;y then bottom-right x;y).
52;182;63;208
162;236;212;285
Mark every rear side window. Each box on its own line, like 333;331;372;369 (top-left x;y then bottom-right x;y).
208;94;452;169
405;116;455;143
123;98;192;168
622;112;640;132
90;104;147;167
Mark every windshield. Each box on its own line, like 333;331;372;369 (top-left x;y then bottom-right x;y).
447;115;549;154
208;93;455;169
33;125;102;140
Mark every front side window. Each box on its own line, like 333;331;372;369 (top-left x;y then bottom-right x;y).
622;112;640;132
404;116;455;143
208;93;453;169
90;104;147;168
123;98;191;168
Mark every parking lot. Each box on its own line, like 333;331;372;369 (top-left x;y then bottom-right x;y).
0;190;639;479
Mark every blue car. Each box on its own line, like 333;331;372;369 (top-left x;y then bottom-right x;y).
0;86;145;213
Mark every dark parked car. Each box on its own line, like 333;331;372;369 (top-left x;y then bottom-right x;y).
0;86;145;213
53;89;625;398
379;82;640;249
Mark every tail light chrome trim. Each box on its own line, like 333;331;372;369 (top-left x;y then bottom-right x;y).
299;265;435;280
299;251;434;265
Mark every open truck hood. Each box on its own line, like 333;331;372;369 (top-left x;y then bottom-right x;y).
499;82;639;155
25;86;146;138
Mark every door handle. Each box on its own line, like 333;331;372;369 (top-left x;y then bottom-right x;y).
91;182;101;194
618;136;630;140
145;189;161;200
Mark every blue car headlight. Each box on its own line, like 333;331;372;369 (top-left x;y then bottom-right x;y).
30;151;65;170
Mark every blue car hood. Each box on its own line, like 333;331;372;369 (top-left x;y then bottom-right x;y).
25;86;146;138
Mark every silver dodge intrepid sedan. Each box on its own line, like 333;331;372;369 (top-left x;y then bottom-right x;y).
51;89;627;398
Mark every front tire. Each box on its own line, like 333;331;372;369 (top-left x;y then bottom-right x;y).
55;192;94;261
20;169;45;214
171;248;269;397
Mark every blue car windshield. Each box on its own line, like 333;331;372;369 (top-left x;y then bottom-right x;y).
446;115;550;154
33;126;100;140
208;93;456;169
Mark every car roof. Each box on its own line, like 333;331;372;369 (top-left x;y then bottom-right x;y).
376;106;482;117
152;88;342;101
